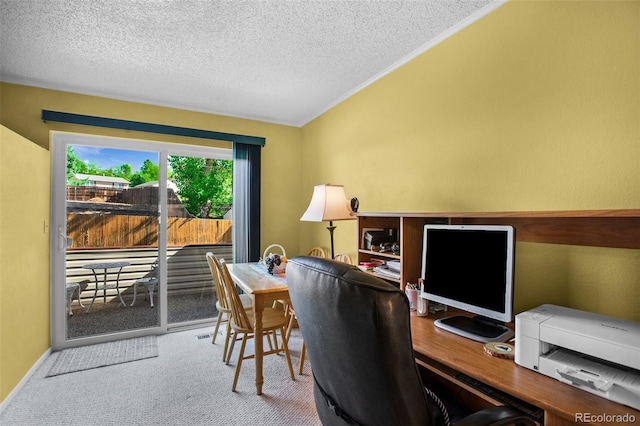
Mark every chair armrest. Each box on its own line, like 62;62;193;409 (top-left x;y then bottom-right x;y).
454;405;537;426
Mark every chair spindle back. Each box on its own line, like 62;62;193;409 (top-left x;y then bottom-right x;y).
216;258;253;331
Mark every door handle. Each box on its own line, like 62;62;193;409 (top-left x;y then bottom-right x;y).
58;226;72;250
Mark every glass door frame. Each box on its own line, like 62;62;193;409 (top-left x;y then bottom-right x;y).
51;132;231;350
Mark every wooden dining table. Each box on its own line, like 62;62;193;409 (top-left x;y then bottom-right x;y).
226;262;289;395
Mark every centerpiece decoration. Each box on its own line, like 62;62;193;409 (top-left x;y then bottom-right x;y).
263;253;287;275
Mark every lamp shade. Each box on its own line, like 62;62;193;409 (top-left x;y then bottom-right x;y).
300;184;355;222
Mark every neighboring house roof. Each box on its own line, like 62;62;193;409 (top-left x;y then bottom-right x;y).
134;180;179;192
73;173;130;184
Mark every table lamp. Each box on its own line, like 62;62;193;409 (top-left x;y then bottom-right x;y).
300;184;355;259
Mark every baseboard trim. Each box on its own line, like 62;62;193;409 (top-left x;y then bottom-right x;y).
0;347;52;414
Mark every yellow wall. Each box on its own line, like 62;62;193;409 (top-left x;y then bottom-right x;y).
0;82;304;255
1;0;639;406
0;126;51;401
301;1;640;320
0;83;303;403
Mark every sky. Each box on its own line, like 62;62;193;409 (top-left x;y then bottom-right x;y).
72;145;158;172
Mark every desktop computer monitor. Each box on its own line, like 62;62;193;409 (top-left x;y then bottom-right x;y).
420;224;516;343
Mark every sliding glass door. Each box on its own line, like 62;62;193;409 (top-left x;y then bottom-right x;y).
65;143;161;339
164;154;233;326
51;133;232;350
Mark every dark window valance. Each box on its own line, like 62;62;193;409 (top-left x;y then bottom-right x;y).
41;110;265;146
43;109;263;263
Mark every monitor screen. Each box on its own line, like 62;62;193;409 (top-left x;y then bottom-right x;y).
420;224;516;342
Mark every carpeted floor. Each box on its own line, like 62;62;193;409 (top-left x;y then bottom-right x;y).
0;326;320;426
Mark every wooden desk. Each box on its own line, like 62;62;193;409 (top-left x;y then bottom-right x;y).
227;262;289;395
411;311;639;425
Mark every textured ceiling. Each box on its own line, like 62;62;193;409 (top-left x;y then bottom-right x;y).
1;0;501;126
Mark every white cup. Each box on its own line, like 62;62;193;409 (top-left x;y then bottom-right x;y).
416;296;428;316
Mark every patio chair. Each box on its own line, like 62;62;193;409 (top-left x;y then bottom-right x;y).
66;281;86;316
130;259;158;308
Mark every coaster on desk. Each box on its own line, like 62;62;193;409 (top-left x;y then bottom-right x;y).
484;342;515;359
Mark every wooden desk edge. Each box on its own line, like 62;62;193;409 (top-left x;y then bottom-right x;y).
410;313;640;425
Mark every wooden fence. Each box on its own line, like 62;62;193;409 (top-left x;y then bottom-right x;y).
66;186;124;203
64;189;234;304
66;186;193;217
66;214;232;248
67;186;181;205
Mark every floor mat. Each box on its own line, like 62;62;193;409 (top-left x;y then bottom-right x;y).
46;335;158;377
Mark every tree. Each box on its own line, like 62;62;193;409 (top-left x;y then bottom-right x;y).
66;146;88;185
129;159;159;187
67;145;136;182
65;147;231;217
112;163;133;181
67;145;83;173
168;156;232;218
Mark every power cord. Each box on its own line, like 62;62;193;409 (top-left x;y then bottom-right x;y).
424;386;451;426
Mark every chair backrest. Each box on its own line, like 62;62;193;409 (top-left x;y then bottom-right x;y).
263;244;286;259
216;258;253;331
333;252;352;264
206;252;229;310
287;256;434;426
307;246;327;258
149;258;159;277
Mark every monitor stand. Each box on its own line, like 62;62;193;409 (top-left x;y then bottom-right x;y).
434;315;514;343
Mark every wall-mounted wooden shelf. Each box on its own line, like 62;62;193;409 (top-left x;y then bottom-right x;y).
356;210;640;290
357;209;640;249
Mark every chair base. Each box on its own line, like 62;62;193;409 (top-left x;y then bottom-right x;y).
230;325;295;392
212;295;252;362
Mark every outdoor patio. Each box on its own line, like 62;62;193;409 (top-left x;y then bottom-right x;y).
66;286;219;339
64;244;233;339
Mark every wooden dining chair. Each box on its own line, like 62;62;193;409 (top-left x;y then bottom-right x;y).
263;243;286;259
307;246;326;258
283;306;307;374
216;257;295;391
276;247;323;373
266;244;289;309
333;253;352;264
206;252;252;362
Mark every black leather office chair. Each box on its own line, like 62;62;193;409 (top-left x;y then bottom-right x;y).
287;256;536;426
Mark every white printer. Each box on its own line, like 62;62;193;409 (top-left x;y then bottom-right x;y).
515;304;640;410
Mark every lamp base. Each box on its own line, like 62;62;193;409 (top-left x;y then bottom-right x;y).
327;221;336;259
